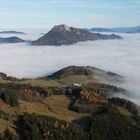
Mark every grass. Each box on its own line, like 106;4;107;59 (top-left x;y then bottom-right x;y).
116;106;132;116
0;77;12;84
16;75;88;87
0;119;16;135
18;79;61;87
58;75;88;85
0;95;89;122
0;119;9;133
0;74;88;87
0;95;90;134
19;95;89;121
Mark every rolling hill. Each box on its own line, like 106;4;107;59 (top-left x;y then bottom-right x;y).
0;65;139;140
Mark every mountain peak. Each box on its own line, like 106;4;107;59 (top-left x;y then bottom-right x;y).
32;25;122;46
52;24;71;32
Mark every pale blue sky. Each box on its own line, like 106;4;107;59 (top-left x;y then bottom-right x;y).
0;0;139;28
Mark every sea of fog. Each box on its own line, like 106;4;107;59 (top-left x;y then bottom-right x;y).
0;30;140;104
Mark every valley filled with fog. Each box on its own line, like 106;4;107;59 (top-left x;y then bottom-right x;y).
0;31;140;104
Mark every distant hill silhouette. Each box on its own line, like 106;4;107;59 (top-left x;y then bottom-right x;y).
89;26;140;33
0;37;25;43
0;31;25;34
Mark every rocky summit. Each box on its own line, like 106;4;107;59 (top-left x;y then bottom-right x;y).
32;24;122;46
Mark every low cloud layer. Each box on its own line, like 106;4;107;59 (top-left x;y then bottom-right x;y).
0;32;140;104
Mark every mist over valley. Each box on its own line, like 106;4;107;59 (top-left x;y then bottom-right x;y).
0;31;140;104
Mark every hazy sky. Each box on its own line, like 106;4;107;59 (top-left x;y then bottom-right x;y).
0;0;139;28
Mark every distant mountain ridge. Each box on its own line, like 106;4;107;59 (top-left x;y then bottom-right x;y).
32;24;122;46
0;31;26;34
89;26;140;33
0;37;25;43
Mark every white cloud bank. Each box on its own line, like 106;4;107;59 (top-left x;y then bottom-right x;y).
0;32;140;104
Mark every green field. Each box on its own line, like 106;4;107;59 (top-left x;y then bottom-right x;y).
18;79;61;87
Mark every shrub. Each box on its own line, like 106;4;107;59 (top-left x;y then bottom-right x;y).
1;90;19;107
18;113;89;140
0;129;18;140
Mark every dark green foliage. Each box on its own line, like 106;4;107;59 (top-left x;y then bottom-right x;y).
90;106;140;140
0;111;10;120
17;113;89;140
0;83;65;98
18;113;42;140
108;97;140;115
0;129;18;140
85;84;126;98
17;108;140;140
0;90;19;107
72;105;91;113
